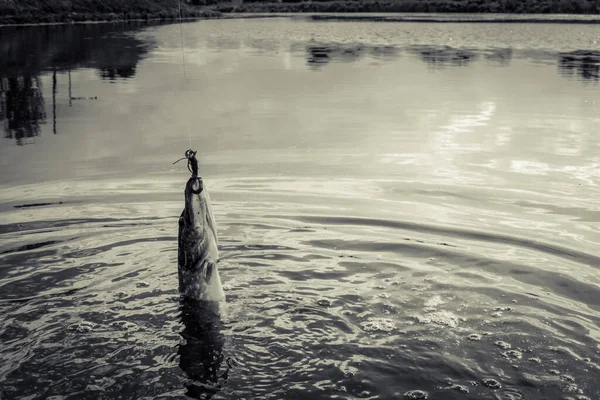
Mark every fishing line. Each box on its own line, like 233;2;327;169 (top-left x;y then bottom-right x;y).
177;0;193;151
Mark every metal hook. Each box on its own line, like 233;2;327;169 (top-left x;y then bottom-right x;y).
173;149;199;176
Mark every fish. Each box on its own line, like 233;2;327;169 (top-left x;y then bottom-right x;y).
178;153;225;302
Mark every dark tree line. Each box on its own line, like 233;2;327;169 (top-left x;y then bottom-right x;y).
213;0;600;14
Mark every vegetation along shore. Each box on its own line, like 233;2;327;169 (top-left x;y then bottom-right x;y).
0;0;220;25
215;0;600;14
1;0;598;25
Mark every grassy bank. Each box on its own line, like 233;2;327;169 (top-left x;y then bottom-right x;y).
0;0;220;25
215;0;600;14
1;0;598;24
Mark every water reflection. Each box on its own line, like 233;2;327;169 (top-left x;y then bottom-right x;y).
178;299;228;399
306;44;365;67
302;43;488;69
484;48;513;66
559;50;600;81
98;66;138;81
411;45;479;68
304;43;400;68
0;23;157;144
0;76;46;145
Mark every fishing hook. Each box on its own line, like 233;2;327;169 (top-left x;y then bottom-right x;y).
173;149;199;176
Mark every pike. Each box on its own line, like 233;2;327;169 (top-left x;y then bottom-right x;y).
176;150;225;302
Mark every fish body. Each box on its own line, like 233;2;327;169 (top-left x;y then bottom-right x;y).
178;175;225;301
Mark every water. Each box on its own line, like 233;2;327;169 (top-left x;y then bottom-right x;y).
1;15;599;400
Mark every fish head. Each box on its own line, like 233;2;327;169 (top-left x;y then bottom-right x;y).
182;176;217;241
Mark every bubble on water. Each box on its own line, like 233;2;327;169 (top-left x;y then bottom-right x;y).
450;384;469;393
482;378;502;389
491;311;503;318
528;357;542;364
378;293;390;299
495;341;512;349
375;285;386;290
115;291;128;299
110;320;138;331
415;311;459;327
575;396;591;400
316;298;331;307
404;389;428;399
467;333;482;341
136;281;150;288
360;318;395;333
502;350;523;360
382;304;395;314
342;310;353;316
550;369;561;375
424;295;446;308
359;391;371;397
494;306;513;312
561;375;575;382
68;321;95;333
561;382;579;393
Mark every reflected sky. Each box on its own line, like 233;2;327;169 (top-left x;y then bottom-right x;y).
0;17;598;187
1;19;598;147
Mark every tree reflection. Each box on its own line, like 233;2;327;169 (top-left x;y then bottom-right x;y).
99;66;137;81
0;22;157;144
304;43;399;68
0;76;46;145
412;45;478;68
558;50;600;82
485;48;513;66
178;298;230;399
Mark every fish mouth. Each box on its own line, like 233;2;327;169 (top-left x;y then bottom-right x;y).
183;177;206;229
186;177;203;195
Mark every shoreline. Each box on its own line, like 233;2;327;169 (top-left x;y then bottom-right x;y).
0;1;221;27
0;15;219;28
216;0;599;15
225;12;600;23
3;11;600;27
1;4;599;27
295;12;600;23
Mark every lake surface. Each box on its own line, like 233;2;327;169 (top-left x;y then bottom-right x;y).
1;15;599;400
